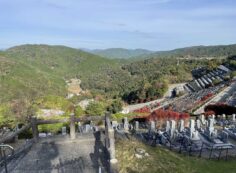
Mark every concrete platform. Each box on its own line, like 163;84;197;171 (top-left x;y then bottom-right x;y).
4;132;109;173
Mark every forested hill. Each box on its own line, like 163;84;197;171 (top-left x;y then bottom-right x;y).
0;43;233;105
132;44;236;60
90;48;153;59
0;44;132;103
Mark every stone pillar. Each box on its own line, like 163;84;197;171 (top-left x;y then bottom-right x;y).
105;113;118;173
31;116;39;142
70;113;76;140
108;127;117;163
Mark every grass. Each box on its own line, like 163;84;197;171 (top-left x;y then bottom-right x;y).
116;138;236;173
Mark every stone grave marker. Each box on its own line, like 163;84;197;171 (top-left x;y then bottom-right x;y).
62;127;67;135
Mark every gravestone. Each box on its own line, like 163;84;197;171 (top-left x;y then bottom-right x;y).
221;131;229;142
232;114;236;122
62;127;67;135
189;119;200;140
112;121;118;129
85;124;91;133
200;114;205;125
179;119;184;132
123;117;129;131
222;114;226;119
166;121;170;132
39;133;47;138
207;118;215;137
205;120;208;129
189;119;195;138
212;114;215;119
170;120;176;138
196;119;201;129
149;121;155;132
135;121;139;131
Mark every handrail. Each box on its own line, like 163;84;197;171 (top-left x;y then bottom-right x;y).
0;144;14;152
0;144;14;173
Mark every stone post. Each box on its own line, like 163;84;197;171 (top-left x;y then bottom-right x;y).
70;113;76;140
108;127;117;164
105;113;118;173
31;116;39;142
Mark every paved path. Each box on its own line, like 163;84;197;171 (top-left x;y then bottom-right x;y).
6;133;109;173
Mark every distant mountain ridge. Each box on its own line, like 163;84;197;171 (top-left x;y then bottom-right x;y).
133;44;236;60
90;48;153;59
87;44;236;60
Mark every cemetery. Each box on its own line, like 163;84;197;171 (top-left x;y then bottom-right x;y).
113;113;236;161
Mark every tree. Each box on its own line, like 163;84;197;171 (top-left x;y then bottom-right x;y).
107;99;123;114
75;105;84;117
85;101;105;116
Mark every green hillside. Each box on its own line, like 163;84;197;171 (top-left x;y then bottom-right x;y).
0;44;226;105
91;48;153;59
0;44;137;103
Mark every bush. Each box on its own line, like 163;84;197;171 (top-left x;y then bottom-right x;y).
38;123;69;134
85;101;106;116
35;95;74;113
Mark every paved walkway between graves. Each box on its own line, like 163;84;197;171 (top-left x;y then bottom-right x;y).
194;81;236;114
6;132;109;173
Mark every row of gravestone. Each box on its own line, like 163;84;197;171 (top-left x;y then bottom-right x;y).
117;114;236;142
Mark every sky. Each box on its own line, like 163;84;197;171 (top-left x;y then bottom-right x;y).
0;0;236;50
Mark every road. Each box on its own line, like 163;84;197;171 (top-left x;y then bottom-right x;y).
122;83;186;113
